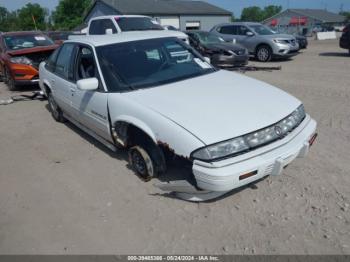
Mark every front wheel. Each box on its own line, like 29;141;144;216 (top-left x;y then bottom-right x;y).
256;45;272;62
48;92;65;122
4;67;16;91
129;146;155;181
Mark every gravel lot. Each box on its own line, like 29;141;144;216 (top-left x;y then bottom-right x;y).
0;39;349;255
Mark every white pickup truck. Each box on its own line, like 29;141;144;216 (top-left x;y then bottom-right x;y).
86;15;189;44
39;32;317;201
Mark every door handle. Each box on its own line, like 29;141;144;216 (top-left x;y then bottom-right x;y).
70;88;75;92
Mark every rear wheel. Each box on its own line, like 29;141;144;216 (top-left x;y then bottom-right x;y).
48;92;65;122
256;45;272;62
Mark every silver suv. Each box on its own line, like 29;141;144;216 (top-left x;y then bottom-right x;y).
211;22;299;62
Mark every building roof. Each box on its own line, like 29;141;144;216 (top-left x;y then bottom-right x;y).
264;9;345;23
289;9;345;23
67;31;183;47
93;0;232;16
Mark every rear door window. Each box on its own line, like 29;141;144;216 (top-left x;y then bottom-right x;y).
219;25;237;35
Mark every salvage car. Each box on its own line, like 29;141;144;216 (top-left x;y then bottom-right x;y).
210;22;299;62
185;30;249;67
39;32;317;201
87;15;189;44
0;31;58;90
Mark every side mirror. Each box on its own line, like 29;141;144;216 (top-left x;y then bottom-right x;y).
105;28;113;35
246;31;254;37
77;78;99;91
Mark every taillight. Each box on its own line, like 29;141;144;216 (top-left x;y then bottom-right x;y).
343;26;349;33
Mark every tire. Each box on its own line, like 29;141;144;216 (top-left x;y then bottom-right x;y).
47;92;65;122
256;45;272;62
4;67;16;91
129;145;155;181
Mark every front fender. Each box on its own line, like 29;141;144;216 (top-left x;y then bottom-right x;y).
113;115;157;144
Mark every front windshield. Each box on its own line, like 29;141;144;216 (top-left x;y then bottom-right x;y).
4;34;54;50
196;32;223;44
250;25;276;35
116;17;164;31
97;38;215;91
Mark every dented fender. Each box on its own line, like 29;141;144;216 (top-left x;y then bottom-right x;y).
107;94;205;158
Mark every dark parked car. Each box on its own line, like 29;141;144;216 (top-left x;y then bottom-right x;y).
295;35;308;49
185;30;249;67
340;24;350;54
0;31;58;90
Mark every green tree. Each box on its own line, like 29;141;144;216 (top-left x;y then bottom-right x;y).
262;5;282;21
52;0;92;30
0;6;9;31
241;6;263;22
17;3;47;30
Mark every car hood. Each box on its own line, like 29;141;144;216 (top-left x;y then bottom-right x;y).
122;70;301;145
7;45;59;56
203;42;246;52
142;30;188;40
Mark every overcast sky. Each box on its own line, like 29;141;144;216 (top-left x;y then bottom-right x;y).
2;0;350;16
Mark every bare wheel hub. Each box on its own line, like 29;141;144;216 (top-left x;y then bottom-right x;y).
129;146;155;181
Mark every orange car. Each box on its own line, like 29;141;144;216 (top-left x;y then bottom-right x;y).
0;31;58;90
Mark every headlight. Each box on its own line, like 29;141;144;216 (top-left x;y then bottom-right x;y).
10;56;32;65
191;137;249;161
273;39;288;44
192;104;306;161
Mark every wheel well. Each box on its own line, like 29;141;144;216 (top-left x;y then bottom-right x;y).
43;83;51;95
255;43;272;54
113;122;168;174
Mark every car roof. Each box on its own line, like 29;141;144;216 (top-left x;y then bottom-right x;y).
66;31;176;47
214;22;262;27
90;15;149;21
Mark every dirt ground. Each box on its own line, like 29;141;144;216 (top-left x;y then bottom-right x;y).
0;39;349;255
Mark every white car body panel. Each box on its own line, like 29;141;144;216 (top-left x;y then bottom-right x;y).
123;70;301;145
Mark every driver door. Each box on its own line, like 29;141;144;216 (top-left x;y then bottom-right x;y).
70;45;111;142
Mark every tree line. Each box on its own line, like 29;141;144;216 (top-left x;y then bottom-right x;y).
0;0;91;32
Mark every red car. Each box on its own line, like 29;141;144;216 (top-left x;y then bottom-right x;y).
0;31;58;90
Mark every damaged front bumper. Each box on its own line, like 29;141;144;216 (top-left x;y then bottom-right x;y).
192;116;317;192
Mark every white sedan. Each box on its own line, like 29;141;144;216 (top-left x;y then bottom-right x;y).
39;32;317;201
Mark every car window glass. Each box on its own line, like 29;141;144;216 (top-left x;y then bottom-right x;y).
101;19;117;33
146;49;161;60
237;26;250;35
89;20;103;35
76;47;98;81
97;38;214;92
45;47;61;72
219;25;236;35
55;43;75;79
